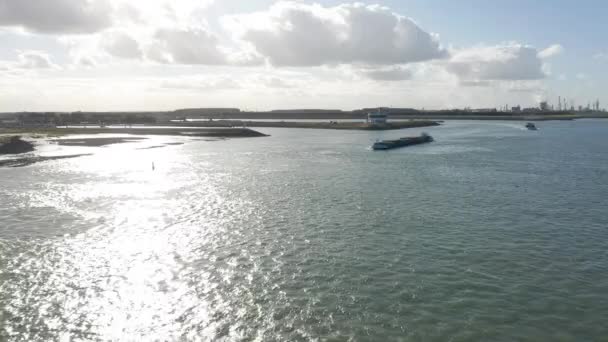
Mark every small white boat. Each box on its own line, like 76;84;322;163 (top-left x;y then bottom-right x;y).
526;123;538;131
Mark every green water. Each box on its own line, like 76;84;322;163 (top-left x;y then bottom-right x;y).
1;120;607;341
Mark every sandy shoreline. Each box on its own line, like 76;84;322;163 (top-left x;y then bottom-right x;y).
0;154;92;168
0;127;269;168
0;127;269;138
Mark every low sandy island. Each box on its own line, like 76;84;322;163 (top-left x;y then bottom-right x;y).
0;154;92;168
0;127;268;138
0;127;267;168
0;136;91;168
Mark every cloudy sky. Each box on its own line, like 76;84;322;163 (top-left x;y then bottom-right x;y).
0;0;606;111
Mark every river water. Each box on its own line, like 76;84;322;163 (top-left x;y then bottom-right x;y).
1;120;607;341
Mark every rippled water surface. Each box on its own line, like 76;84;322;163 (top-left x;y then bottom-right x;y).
1;120;608;341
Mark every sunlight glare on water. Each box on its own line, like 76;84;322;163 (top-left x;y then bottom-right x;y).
1;121;608;341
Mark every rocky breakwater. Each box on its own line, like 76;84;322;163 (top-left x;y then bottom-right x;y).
0;136;35;154
0;136;90;168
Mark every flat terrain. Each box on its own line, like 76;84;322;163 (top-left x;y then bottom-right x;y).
166;120;441;130
0;127;268;168
52;137;147;147
0;154;91;168
0;127;268;138
388;114;581;121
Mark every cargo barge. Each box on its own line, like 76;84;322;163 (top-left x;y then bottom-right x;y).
372;133;434;150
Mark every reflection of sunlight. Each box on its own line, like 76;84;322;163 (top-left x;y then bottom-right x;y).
73;135;179;174
26;135;189;221
3;136;214;339
80;222;206;340
1;136;270;340
42;169;216;340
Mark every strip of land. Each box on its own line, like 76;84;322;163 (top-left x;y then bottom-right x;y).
52;137;147;147
387;114;581;121
0;136;35;154
3;108;607;129
0;127;269;138
0;127;268;168
0;154;92;168
163;120;441;130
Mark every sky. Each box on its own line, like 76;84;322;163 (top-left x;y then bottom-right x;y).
0;0;606;112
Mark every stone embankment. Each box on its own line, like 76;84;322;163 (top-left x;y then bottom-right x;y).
0;136;35;155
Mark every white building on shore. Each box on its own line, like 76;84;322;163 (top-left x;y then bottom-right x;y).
367;112;388;125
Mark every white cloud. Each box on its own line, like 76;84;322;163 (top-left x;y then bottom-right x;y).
16;51;56;69
359;66;413;81
108;0;214;29
0;0;217;34
0;0;112;34
160;77;240;91
77;56;98;68
446;44;546;81
157;72;310;93
593;52;608;60
101;31;142;59
45;0;223;66
538;44;564;59
224;2;447;67
459;80;492;87
148;28;226;65
261;77;294;88
505;80;545;93
0;50;57;72
60;35;108;67
143;27;264;66
0;1;598;111
224;48;265;67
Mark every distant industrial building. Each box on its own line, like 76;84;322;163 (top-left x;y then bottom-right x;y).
0;117;19;127
471;108;498;113
367;112;388;125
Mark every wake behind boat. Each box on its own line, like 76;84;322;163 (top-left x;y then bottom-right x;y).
372;133;434;151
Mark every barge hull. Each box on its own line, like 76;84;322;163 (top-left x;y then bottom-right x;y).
372;134;433;150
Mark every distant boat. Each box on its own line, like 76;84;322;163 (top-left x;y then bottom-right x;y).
372;133;434;151
526;123;538;130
